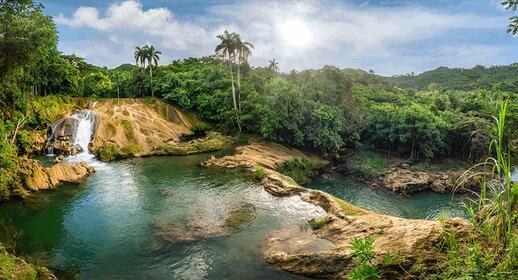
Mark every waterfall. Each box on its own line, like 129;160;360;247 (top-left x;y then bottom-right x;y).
74;110;94;155
46;108;106;169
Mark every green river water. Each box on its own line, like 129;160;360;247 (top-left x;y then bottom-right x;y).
0;154;466;279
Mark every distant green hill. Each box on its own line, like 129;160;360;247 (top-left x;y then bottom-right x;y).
386;63;518;93
113;63;139;71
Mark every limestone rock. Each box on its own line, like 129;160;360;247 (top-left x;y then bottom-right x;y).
20;158;95;191
202;142;472;279
378;167;480;194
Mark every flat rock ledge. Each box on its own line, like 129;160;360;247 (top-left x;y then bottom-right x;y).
373;165;480;195
20;158;95;192
202;142;471;279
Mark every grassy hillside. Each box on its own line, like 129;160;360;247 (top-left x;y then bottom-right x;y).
386;64;518;92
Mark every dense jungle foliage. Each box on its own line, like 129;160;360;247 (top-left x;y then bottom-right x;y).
1;0;517;201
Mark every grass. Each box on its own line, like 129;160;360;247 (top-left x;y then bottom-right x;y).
121;119;134;140
330;195;364;216
347;150;390;178
308;216;331;230
97;144;141;161
0;246;37;280
274;157;319;184
435;100;517;279
254;166;266;180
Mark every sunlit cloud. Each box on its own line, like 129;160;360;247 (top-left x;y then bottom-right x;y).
54;0;514;75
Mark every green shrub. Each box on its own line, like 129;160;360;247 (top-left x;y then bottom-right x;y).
275;157;318;184
15;130;36;155
348;236;380;280
97;144;141;161
347;150;389;178
236;133;250;146
97;144;120;161
190;123;212;138
255;166;266;180
121;119;134;139
436;100;517;279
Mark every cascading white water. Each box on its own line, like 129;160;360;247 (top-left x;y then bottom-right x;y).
74;110;94;155
66;110;103;168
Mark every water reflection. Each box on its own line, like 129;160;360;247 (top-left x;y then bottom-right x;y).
0;155;320;279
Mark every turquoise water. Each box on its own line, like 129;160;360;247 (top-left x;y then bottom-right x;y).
306;173;467;220
0;155;324;279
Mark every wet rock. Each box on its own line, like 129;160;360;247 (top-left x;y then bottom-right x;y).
222;202;256;231
20;158;95;192
202;142;472;279
154;203;257;241
377;167;480;194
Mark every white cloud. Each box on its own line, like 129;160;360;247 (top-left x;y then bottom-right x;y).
54;0;511;74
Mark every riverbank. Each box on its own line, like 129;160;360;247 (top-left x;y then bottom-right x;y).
0;246;56;280
202;141;471;278
334;150;480;195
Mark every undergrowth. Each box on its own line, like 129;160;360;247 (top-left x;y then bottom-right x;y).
274;157;319;184
433;100;517;279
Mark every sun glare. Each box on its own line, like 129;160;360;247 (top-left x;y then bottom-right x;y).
279;19;311;47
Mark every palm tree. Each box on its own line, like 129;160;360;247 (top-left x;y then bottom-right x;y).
235;36;254;111
145;45;161;98
134;46;147;69
134;45;161;97
267;59;279;72
215;30;241;131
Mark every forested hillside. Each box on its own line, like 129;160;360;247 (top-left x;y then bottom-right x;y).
387;64;518;92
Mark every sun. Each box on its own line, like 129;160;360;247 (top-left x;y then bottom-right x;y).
279;19;311;47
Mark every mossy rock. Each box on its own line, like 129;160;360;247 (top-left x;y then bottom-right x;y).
0;246;55;280
222;202;257;231
155;132;232;156
97;144;141;161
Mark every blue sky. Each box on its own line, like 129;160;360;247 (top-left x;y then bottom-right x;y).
41;0;518;75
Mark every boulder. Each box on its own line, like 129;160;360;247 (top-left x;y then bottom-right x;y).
20;158;95;191
378;167;480;194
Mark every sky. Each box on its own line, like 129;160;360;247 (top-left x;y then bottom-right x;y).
41;0;518;75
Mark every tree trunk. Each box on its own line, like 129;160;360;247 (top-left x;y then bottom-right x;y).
149;66;154;98
229;61;241;132
237;63;241;111
10;114;28;144
410;136;415;160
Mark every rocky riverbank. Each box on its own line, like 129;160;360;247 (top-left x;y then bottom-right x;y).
202;141;470;279
371;163;481;195
19;158;94;195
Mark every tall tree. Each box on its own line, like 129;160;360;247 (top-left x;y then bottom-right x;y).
134;45;160;97
215;30;241;131
145;45;161;98
235;35;254;111
267;59;279;72
134;46;147;69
